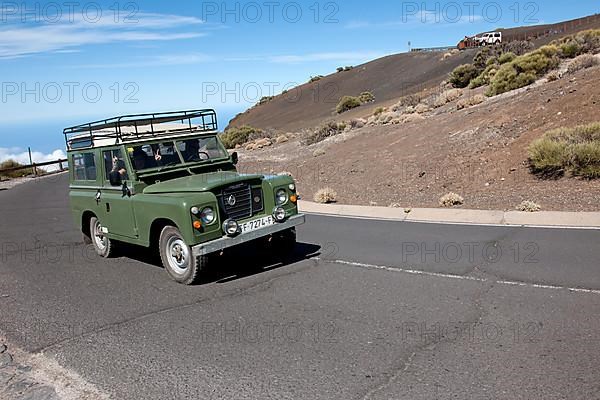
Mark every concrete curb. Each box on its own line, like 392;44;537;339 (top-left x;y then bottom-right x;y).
298;201;600;229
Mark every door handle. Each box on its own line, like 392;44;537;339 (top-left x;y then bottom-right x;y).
95;190;101;204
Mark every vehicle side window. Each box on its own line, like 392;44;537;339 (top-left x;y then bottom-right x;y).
495;33;501;37
73;152;97;181
103;149;129;181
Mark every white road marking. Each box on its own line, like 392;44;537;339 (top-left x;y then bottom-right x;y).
318;258;600;295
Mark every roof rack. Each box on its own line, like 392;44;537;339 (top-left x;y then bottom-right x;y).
64;109;218;150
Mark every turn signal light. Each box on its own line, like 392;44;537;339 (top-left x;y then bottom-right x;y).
193;221;202;230
290;194;298;203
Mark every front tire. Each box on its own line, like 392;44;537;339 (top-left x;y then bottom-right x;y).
159;226;206;285
90;217;115;258
272;228;297;260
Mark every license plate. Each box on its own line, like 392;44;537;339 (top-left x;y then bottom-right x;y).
240;216;275;234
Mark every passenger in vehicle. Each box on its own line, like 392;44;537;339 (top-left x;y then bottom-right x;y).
132;148;149;170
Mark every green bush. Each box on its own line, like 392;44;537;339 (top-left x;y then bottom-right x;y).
449;64;479;88
559;41;583;58
303;122;346;145
552;29;600;58
528;122;600;178
336;96;362;114
309;75;324;83
336;67;344;73
469;63;500;88
473;47;501;70
359;91;375;103
220;125;263;149
486;46;560;96
498;52;516;64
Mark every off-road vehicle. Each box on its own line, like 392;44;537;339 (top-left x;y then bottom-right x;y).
65;109;305;284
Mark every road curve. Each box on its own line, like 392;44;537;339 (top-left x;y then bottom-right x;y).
1;174;599;399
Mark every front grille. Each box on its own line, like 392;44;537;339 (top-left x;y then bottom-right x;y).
220;183;253;221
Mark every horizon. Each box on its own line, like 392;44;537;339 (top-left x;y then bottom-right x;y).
1;0;599;165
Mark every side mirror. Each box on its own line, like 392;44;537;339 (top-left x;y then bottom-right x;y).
108;171;122;187
121;182;131;198
231;152;239;165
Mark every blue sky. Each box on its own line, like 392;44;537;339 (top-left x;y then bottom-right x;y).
0;0;598;162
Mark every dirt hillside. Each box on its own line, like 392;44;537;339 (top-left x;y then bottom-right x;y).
238;65;600;211
227;50;477;132
228;14;600;134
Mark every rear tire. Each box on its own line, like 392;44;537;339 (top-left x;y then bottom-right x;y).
90;217;114;258
159;226;206;285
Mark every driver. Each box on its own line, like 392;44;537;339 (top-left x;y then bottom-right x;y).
183;139;202;162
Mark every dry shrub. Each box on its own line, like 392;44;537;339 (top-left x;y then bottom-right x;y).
399;113;425;124
528;122;600;178
0;160;35;179
546;71;560;82
359;91;376;103
566;54;599;74
516;200;541;212
313;148;326;157
551;29;600;57
456;94;486;110
314;187;337;204
221;125;264;149
336;96;362;114
433;89;463;108
303;122;346;145
439;192;464;207
397;94;421;108
275;134;289;144
350;118;366;129
373;107;385;116
414;103;431;114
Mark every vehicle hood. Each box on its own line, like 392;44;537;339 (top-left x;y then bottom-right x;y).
143;171;264;194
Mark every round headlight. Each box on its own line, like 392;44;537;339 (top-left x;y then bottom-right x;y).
276;189;288;205
223;219;239;236
190;206;200;215
273;207;286;222
200;207;215;224
288;183;296;191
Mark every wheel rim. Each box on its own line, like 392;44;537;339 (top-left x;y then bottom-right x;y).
166;237;190;274
93;220;108;251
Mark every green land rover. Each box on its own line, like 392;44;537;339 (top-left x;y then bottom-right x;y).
65;109;305;285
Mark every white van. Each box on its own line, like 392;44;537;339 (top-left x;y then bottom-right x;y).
476;32;502;46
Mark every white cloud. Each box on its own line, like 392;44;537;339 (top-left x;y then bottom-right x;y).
0;148;67;171
0;12;206;58
227;51;388;65
72;53;214;69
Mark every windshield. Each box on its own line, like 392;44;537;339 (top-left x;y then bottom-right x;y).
128;136;229;172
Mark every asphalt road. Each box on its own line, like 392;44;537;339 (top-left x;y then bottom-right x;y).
1;174;600;399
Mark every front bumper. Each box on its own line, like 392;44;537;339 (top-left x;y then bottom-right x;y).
191;214;306;257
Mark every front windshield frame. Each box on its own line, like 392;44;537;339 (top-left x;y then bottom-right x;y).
128;135;230;173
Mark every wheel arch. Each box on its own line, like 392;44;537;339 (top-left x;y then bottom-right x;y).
150;218;179;248
81;210;97;243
